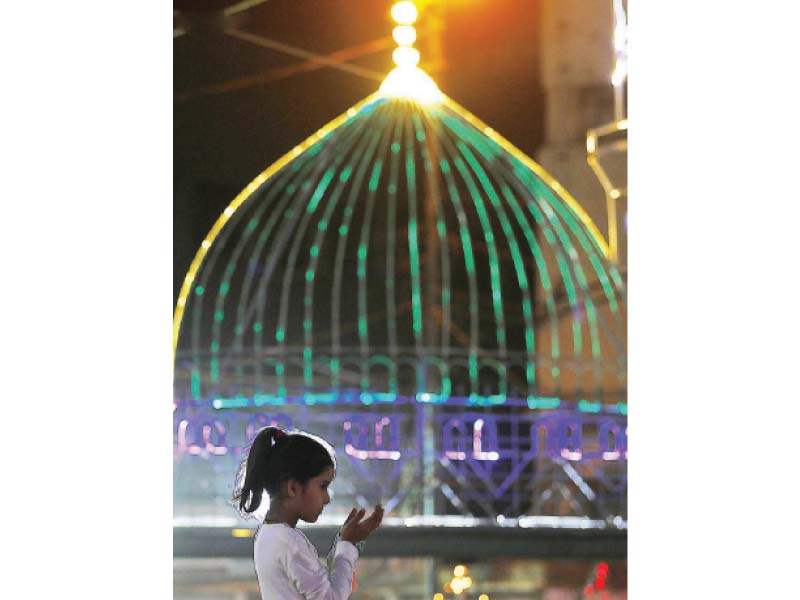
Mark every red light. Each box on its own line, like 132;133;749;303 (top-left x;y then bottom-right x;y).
584;584;595;595
595;578;606;590
596;562;609;576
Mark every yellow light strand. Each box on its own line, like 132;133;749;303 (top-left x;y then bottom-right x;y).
172;92;382;358
442;95;611;257
230;528;254;538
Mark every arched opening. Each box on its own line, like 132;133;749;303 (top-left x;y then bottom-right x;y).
449;361;471;398
397;360;417;398
478;360;503;397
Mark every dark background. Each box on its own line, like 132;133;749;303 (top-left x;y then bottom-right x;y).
174;0;545;304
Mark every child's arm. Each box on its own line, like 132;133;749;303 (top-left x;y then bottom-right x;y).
326;529;365;574
286;534;359;600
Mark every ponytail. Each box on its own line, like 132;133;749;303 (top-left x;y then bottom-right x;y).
232;426;286;514
231;426;335;518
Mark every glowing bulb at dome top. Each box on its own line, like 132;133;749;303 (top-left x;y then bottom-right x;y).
393;25;417;46
379;66;443;103
393;46;420;68
391;1;418;25
454;565;467;577
379;0;442;103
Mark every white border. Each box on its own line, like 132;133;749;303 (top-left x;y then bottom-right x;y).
3;3;173;598
631;2;799;598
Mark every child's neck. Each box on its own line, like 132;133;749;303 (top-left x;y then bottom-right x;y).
265;502;299;528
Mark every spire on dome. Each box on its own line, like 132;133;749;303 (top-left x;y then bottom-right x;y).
378;1;443;104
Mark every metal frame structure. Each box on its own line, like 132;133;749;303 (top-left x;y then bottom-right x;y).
173;2;627;547
173;93;627;532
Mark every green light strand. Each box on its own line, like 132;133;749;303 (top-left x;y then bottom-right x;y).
415;109;452;395
501;161;584;360
241;161;321;394
358;156;384;384
451;152;508;357
438;153;480;394
384;112;404;365
231;141;330;374
514;174;623;358
331;108;388;382
303;160;358;387
514;170;601;358
300;107;382;390
444;126;536;394
451;106;620;367
498;182;561;363
273;114;372;392
198;148;304;389
405;118;424;346
278;124;368;387
445;113;581;369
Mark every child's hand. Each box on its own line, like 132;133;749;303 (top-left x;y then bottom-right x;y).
340;505;384;545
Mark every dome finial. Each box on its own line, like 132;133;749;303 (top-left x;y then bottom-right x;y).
379;1;443;104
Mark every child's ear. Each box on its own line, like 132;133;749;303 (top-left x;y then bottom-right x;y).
279;479;293;498
286;479;299;499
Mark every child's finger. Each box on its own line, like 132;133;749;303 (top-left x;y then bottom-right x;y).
343;507;357;525
365;506;383;525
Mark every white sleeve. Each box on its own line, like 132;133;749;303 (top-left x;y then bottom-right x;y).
285;537;358;600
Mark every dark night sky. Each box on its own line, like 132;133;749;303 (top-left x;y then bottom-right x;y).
174;0;544;304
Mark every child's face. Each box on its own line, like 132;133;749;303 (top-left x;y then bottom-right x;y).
295;465;334;523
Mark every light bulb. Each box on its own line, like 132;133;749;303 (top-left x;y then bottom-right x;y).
393;25;417;46
391;1;418;25
393;46;420;68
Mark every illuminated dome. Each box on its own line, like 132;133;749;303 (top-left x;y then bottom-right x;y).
173;92;626;409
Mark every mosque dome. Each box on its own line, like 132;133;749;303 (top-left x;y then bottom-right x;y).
173;89;626;410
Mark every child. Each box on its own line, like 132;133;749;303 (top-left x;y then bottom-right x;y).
233;425;384;600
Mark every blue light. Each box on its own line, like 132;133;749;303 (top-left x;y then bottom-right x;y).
467;394;507;406
212;397;251;409
253;394;286;407
303;393;337;405
578;400;603;413
360;392;398;404
527;396;561;410
416;392;447;404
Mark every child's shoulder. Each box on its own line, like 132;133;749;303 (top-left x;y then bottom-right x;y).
255;524;305;553
258;523;298;535
255;523;301;546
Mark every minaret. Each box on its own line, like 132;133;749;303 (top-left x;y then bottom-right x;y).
586;0;628;263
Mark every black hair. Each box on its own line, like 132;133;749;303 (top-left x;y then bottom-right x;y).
232;426;336;517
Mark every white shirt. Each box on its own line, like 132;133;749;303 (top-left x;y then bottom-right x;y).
254;523;359;600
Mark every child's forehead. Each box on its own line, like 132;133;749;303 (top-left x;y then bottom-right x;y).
317;465;336;480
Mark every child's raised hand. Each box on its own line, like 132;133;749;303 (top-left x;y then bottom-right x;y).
340;504;384;545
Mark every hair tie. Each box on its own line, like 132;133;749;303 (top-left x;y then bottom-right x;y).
273;428;287;441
